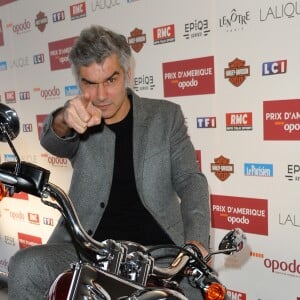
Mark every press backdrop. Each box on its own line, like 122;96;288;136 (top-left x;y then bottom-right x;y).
0;0;299;299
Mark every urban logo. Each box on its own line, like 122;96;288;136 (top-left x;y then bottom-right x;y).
224;58;250;87
244;163;273;177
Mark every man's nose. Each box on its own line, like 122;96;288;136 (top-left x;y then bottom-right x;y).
96;83;108;100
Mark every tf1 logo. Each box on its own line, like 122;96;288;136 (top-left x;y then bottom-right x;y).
262;59;287;75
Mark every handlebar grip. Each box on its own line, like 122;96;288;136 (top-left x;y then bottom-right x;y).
0;161;50;197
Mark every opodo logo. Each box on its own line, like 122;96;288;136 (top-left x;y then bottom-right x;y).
153;24;175;45
244;163;273;177
263;255;300;278
226;112;252;131
35;86;61;100
41;153;68;168
133;74;155;92
8;19;31;35
127;28;146;53
163;56;215;97
211;194;268;235
196;117;216;128
224;58;250;87
263;99;300;140
48;36;77;71
262;60;287;76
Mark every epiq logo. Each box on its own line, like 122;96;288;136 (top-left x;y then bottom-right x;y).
133;74;155;92
226;112;252;131
263;99;300;140
224;58;250;87
285;164;300;181
183;18;210;39
128;28;146;53
48;36;77;71
153;24;175;45
211;194;268;235
262;60;287;76
163;56;215;97
211;155;234;181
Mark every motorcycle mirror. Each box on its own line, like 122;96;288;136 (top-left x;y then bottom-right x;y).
0;103;20;142
218;228;246;255
0;103;21;167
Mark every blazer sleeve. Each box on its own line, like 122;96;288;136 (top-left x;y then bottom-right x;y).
170;105;210;247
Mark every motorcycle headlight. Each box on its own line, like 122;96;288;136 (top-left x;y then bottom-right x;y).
205;282;227;300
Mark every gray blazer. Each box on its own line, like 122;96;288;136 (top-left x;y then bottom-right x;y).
41;89;210;247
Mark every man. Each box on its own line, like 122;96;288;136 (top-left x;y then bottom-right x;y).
8;25;210;299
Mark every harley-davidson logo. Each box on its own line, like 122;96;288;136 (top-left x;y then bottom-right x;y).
211;155;234;181
35;11;48;32
224;58;250;87
127;28;146;53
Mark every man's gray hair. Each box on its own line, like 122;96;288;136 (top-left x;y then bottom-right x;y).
69;25;133;83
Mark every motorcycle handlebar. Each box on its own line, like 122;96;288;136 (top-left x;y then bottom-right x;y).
0;161;210;281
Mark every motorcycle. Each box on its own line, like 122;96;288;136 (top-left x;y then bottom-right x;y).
0;103;246;300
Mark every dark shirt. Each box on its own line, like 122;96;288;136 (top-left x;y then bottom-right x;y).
93;102;173;245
